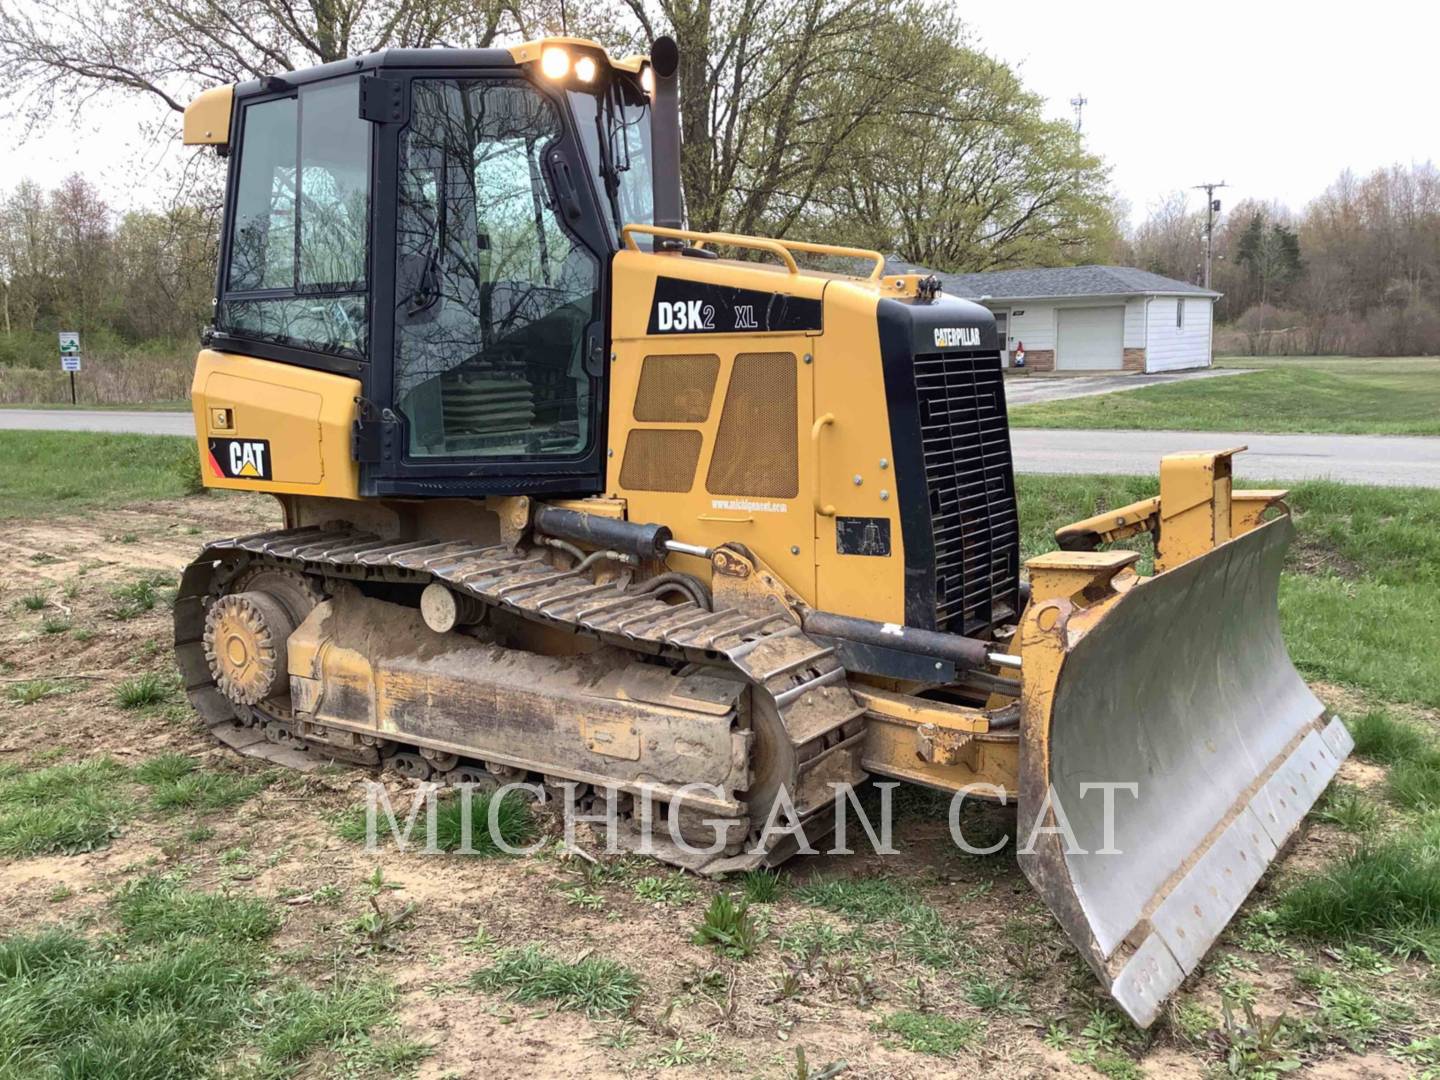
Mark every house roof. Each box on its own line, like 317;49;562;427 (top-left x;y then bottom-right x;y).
885;259;1221;301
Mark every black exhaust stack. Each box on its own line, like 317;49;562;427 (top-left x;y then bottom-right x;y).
648;35;683;230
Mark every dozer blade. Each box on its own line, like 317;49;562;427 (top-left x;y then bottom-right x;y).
1016;515;1353;1028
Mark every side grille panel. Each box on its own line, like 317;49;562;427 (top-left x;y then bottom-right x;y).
633;354;721;423
619;429;703;492
706;352;799;499
912;349;1020;635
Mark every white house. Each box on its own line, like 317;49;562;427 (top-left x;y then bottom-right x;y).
889;262;1220;373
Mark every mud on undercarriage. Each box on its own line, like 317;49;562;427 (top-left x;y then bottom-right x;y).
174;525;874;873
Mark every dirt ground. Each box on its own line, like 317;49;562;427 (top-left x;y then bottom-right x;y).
0;492;1427;1078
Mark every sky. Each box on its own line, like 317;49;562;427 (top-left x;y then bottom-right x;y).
956;0;1440;221
1;0;1437;225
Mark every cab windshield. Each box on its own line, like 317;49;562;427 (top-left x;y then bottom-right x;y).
569;78;654;239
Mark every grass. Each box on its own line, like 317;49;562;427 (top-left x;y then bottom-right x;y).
792;874;971;969
335;789;536;856
5;678;70;705
740;868;785;904
1317;984;1388;1051
107;575;170;620
778;917;872;959
875;1010;984;1056
1309;785;1382;833
0;932;263;1078
114;672;178;709
261;979;411;1064
1014;474;1440;708
692;892;763;958
135;753;267;812
793;875;922;921
0;907;414;1076
113;874;280;944
0;400;191;411
0;431;204;521
1348;708;1432;764
1343;710;1440;811
631;874;699;905
0;859;280;1078
0;758;135;856
964;977;1028;1014
1275;818;1440;959
469;945;643;1016
1008;356;1440;435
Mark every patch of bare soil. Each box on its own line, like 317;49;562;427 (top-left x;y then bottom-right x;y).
0;495;1433;1078
1313;679;1440;737
1287;537;1366;581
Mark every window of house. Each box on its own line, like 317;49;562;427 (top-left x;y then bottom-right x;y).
1176;299;1185;330
218;78;371;359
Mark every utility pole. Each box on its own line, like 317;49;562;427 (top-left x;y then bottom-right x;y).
1070;92;1088;133
1193;180;1228;289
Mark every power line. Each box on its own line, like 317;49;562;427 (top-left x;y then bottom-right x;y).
1193;180;1229;289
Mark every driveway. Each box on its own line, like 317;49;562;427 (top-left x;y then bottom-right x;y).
1003;366;1250;406
5;408;1439;487
1010;429;1440;487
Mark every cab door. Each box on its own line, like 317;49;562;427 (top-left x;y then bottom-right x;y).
364;71;611;497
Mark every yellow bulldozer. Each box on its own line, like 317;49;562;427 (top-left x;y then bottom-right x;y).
178;35;1350;1026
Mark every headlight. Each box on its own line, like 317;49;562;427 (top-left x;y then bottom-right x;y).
574;56;598;83
640;65;655;94
540;47;570;79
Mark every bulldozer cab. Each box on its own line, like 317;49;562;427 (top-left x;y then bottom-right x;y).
204;43;664;498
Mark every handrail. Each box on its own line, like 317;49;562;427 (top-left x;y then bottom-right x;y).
768;237;886;281
621;224;886;281
623;224;798;274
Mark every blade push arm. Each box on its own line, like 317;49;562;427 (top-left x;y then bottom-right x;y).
1054;447;1289;572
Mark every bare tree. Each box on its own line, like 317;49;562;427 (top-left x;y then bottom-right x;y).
0;0;519;129
1126;191;1203;283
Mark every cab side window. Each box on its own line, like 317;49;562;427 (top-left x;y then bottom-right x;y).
219;78;371;359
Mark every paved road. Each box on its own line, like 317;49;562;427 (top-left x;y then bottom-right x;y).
1011;429;1440;487
4;408;1439;487
0;408;193;437
1003;366;1251;406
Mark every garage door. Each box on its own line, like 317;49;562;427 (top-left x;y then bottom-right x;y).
1057;306;1124;370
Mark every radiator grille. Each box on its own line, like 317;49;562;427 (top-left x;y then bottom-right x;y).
706;352;799;499
633;354;720;423
620;429;702;492
912;349;1020;635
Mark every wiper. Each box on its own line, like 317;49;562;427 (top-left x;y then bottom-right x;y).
405;241;443;317
592;88;624;229
403;167;448;317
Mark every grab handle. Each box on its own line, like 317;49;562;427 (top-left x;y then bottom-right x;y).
812;413;836;517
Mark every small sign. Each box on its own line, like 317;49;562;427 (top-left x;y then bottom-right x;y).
61;355;82;373
58;331;80;356
835;516;892;557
